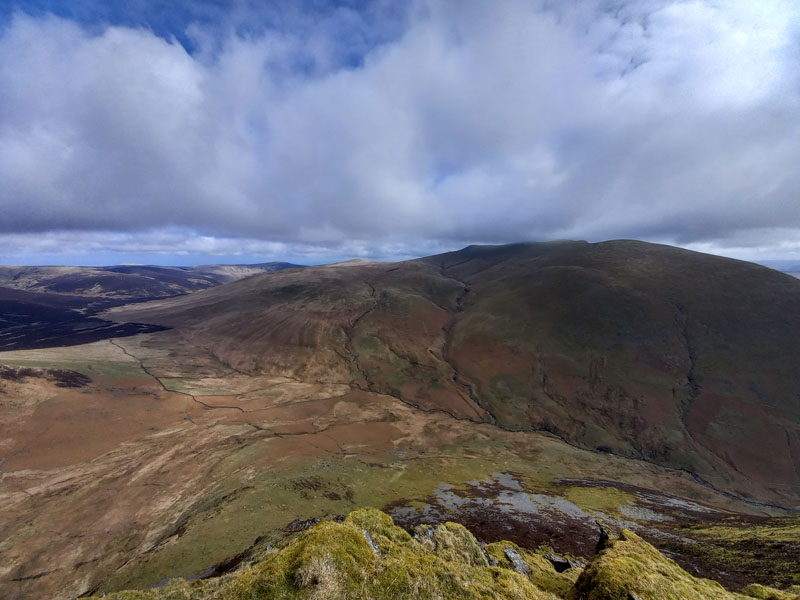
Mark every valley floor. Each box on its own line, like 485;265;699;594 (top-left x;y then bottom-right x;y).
1;338;798;599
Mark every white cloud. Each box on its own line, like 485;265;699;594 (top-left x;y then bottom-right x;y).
1;0;799;262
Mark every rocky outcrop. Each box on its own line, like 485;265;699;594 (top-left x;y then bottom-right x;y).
85;509;798;600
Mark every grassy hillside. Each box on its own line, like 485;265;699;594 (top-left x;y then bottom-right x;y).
430;241;800;504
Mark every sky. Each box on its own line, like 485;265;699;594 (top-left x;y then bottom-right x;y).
0;0;799;266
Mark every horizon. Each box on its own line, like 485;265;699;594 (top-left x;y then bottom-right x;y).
2;238;800;270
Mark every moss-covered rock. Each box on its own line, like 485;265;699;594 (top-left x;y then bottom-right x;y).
431;521;488;566
568;529;752;600
86;511;798;600
223;519;377;599
485;541;580;597
88;509;561;600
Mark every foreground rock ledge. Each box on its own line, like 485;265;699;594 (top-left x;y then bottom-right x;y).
86;509;799;600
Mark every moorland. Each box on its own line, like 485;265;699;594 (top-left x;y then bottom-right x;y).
1;241;798;599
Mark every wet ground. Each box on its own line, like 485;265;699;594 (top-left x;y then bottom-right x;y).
383;471;798;590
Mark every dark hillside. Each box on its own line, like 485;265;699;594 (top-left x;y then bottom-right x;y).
0;287;164;350
427;241;800;504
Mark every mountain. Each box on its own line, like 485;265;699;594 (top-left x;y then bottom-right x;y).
2;240;800;599
0;262;303;300
108;240;800;507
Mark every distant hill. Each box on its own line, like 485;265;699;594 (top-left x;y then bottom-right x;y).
107;240;800;507
758;259;800;273
759;260;800;280
0;262;303;349
0;262;303;300
0;286;166;350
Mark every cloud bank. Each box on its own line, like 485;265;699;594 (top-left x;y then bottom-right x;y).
1;0;799;263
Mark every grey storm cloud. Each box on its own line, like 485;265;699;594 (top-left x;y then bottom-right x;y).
1;0;799;261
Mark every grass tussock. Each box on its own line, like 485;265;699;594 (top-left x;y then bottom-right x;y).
568;529;758;600
692;517;800;544
88;510;798;600
741;583;800;600
665;516;800;590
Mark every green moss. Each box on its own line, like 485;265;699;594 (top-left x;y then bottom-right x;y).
89;509;563;600
486;541;579;597
92;577;229;599
225;520;377;599
431;521;487;566
561;486;636;515
85;510;799;600
662;517;800;590
693;517;800;544
741;583;800;600
567;529;750;600
345;508;413;548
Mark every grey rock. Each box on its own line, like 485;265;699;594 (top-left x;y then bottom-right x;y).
596;519;616;552
362;530;380;555
544;552;585;572
503;547;530;575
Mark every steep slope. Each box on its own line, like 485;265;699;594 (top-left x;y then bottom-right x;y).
107;242;800;507
427;241;800;506
107;259;487;420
